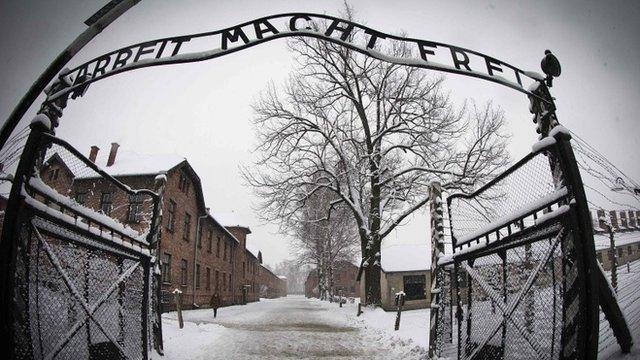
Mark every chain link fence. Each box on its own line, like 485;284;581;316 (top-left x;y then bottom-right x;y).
442;136;597;359
1;127;161;359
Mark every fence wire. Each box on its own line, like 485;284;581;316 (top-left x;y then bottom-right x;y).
3;131;160;359
448;151;559;247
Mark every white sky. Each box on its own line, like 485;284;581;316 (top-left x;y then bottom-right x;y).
1;0;639;267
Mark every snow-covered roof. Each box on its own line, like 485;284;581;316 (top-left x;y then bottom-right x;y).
277;275;287;280
211;212;251;232
381;243;430;272
594;231;640;251
82;151;185;178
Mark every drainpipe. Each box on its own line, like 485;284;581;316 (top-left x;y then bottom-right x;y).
231;243;236;304
192;208;209;307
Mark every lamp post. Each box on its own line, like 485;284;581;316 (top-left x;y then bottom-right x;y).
0;0;142;152
192;207;210;307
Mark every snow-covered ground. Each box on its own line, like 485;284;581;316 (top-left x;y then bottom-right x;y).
153;268;640;360
153;295;429;359
598;259;640;359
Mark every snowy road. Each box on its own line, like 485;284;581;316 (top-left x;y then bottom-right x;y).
157;296;428;359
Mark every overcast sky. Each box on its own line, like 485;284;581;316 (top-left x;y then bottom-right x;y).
1;0;639;267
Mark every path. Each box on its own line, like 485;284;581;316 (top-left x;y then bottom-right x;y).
158;296;427;359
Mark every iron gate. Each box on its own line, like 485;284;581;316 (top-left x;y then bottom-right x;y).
441;129;600;359
0;120;163;359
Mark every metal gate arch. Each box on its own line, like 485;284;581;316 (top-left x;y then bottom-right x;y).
0;10;615;360
0;119;164;359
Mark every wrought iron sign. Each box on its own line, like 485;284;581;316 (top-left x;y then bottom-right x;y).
48;13;545;103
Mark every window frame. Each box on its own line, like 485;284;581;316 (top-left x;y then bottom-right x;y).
100;192;113;216
75;192;87;205
180;259;188;286
162;253;172;284
127;193;144;223
183;212;191;241
166;199;176;232
403;274;426;301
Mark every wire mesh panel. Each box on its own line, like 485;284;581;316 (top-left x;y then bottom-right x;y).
448;150;563;249
1;127;161;359
445;136;599;360
18;217;147;360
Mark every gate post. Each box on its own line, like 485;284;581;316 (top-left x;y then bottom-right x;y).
530;80;602;358
151;173;167;355
0;115;52;358
428;181;445;358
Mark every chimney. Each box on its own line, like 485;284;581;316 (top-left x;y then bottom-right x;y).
89;146;99;163
107;142;119;167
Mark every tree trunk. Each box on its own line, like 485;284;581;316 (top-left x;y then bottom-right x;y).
364;263;381;305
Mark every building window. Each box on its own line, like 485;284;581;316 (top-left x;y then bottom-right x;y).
100;192;112;216
229;274;232;290
224;242;227;261
75;192;86;205
403;275;426;301
162;253;171;283
618;248;624;257
215;270;220;291
222;273;226;292
48;168;59;181
628;246;633;256
180;259;188;286
217;237;221;258
167;199;176;232
207;230;213;253
196;264;201;290
243;262;246;278
127;193;144;223
179;171;190;194
183;212;191;241
206;267;211;290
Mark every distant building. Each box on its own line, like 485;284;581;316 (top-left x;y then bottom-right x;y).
305;271;319;298
304;261;360;299
594;231;640;270
378;243;430;311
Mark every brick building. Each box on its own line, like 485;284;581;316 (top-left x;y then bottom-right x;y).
257;255;287;298
304;261;360;299
39;142;284;311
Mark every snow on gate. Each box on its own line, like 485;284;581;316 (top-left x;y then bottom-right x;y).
436;130;600;359
0;123;163;359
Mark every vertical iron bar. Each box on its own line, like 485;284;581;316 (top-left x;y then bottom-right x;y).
84;251;91;347
142;259;150;360
0;119;50;357
118;258;125;347
466;261;473;358
501;250;507;359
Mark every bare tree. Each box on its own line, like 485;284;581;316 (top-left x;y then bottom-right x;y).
244;6;510;303
289;187;359;299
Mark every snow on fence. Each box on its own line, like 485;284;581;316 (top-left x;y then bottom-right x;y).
439;133;601;359
0;124;162;359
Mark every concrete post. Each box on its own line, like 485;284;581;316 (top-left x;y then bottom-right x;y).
174;290;183;329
